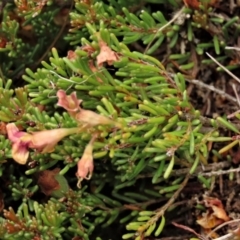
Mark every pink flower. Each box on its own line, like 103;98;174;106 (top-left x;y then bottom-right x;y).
57;90;82;117
57;89;116;127
7;123;79;164
76;136;96;188
96;40;119;67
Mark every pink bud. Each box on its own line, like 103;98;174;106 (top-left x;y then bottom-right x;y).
76;143;94;180
76;136;97;188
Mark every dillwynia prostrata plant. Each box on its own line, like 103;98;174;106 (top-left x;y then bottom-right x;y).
0;0;239;239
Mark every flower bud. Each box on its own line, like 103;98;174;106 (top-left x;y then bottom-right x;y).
76;136;96;188
76;143;94;180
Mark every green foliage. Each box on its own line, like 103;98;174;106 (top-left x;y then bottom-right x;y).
0;0;239;239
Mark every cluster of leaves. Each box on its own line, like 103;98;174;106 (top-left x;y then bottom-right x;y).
0;0;240;239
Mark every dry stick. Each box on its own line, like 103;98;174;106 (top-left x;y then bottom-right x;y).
191;79;238;104
200;167;240;177
225;46;240;51
165;72;238;104
206;52;240;85
227;109;240;119
151;237;197;240
144;6;185;54
181;113;239;133
212;233;235;240
231;83;240;107
146;174;190;230
206;219;240;240
138;161;231;179
170;161;230;177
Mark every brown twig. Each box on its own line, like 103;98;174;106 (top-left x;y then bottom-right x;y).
200;167;240;177
206;218;240;239
206;52;240;85
145;236;194;240
165;72;238;104
138;161;231;179
138;174;190;236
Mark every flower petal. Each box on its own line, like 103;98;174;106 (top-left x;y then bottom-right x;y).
96;40;119;67
6;123;27;143
12;141;29;165
57;90;82;115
